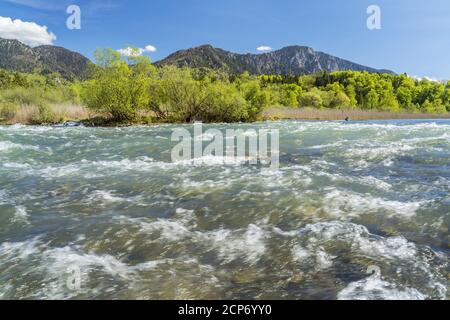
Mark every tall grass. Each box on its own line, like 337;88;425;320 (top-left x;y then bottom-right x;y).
261;107;450;121
0;104;91;124
0;85;91;124
0;86;77;106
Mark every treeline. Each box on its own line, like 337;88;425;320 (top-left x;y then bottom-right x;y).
81;49;450;122
80;49;267;123
259;72;450;113
1;47;449;124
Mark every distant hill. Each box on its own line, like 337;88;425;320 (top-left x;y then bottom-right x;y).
156;44;394;75
0;39;393;79
0;38;90;80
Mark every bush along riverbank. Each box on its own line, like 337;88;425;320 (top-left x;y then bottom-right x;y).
1;47;450;125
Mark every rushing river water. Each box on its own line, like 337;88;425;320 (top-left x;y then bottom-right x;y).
0;120;449;300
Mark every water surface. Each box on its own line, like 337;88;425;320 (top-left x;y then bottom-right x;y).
0;120;449;299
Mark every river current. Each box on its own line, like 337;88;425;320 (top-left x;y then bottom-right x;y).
0;120;448;299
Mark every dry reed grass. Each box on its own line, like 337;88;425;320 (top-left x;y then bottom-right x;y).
1;104;91;124
261;107;450;121
49;104;91;122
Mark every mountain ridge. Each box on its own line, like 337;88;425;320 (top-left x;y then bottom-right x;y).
155;44;394;75
0;38;91;80
0;39;394;79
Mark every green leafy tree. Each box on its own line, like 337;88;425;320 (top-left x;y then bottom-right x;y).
364;89;379;109
299;89;323;108
235;73;269;118
396;86;413;109
421;100;435;113
81;48;153;121
345;85;358;107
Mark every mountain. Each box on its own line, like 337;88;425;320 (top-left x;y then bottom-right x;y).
0;38;90;79
0;40;393;79
156;44;393;75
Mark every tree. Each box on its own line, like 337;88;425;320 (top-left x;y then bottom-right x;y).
148;66;207;122
380;92;400;111
299;89;323;108
283;84;303;106
345;85;358;107
323;83;351;109
442;86;450;112
421;100;435;113
364;89;379;109
81;48;153;121
396;86;413;109
235;73;269;118
432;99;447;114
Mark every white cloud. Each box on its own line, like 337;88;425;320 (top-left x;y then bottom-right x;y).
257;46;273;52
410;75;441;83
144;45;157;53
118;45;157;57
0;16;56;47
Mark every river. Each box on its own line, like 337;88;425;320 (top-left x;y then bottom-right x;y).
0;120;448;299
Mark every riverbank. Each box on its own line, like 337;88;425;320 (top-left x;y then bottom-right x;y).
0;104;91;125
261;107;450;121
1;104;450;125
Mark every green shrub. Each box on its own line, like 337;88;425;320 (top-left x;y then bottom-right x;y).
81;48;154;122
31;105;57;124
147;66;265;123
203;81;249;122
299;89;324;108
0;102;18;121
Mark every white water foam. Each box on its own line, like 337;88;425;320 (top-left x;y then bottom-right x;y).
11;206;30;225
338;277;426;300
115;213;268;265
292;244;334;271
206;224;267;264
298;222;418;260
0;141;39;152
85;190;145;207
115;208;196;242
0;237;185;299
323;189;425;218
291;221;446;299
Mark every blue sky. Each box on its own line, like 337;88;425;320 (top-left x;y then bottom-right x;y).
1;0;450;79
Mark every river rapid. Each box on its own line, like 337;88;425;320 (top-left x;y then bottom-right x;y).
0;120;448;300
